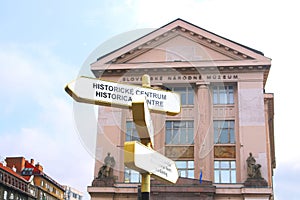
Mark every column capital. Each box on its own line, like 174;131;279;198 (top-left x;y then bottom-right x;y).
196;81;210;88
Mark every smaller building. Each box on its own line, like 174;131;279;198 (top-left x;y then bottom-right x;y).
0;162;37;200
6;157;65;200
64;186;83;200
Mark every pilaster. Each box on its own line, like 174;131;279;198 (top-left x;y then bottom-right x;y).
194;82;213;181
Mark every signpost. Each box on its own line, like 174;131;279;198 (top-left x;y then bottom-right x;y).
65;76;181;116
124;141;179;184
65;74;181;200
132;95;154;146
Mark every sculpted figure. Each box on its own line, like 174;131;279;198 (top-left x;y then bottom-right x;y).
246;153;256;178
246;152;262;179
98;152;116;178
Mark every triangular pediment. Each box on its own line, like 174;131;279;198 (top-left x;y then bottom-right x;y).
92;18;270;68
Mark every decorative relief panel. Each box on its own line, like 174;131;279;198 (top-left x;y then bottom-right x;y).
169;107;195;120
214;146;236;158
165;146;194;158
213;105;235;119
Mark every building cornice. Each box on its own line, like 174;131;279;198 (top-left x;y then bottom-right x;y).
92;19;270;67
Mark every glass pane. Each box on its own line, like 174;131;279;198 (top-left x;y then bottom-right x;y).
214;161;219;168
214;170;220;183
126;121;132;128
220;129;229;143
230;129;235;143
220;161;230;168
213;87;218;104
180;171;186;177
228;86;234;104
178;121;186;128
165;130;171;144
188;161;194;168
174;87;185;93
173;129;179;144
173;121;181;128
188;89;194;105
214;121;219;143
166;121;172;128
124;170;130;182
231;161;236;169
188;93;194;105
214;132;219;143
219;88;226;104
188;170;194;178
126;134;131;141
176;161;187;168
131;174;139;183
231;170;236;183
221;170;230;183
230;121;235;143
131;170;140;183
181;93;187;105
180;130;186;144
188;129;194;144
188;121;194;128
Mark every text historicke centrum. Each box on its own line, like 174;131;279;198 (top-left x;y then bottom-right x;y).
90;78;178;111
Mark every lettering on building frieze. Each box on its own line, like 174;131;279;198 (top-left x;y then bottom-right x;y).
122;74;238;83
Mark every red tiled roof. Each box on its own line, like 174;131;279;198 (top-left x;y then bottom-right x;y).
0;162;29;182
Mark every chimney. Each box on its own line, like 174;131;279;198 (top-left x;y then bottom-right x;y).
30;159;34;165
35;163;43;172
5;157;25;173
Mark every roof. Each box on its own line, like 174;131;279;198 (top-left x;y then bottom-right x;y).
0;162;29;183
21;160;65;191
170;18;265;55
94;18;268;65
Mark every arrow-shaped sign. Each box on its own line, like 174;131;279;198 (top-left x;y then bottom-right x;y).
124;141;179;184
65;76;181;116
132;95;154;146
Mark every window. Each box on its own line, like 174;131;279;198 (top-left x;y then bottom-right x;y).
124;167;141;183
214;160;236;183
73;193;78;198
4;191;7;200
175;160;194;178
168;86;194;105
126;121;140;142
165;121;194;145
213;85;234;104
9;193;14;200
214;120;235;144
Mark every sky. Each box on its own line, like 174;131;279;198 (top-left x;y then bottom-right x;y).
0;0;299;199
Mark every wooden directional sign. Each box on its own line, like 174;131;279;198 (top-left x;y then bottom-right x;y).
132;95;154;146
124;141;179;184
65;76;181;115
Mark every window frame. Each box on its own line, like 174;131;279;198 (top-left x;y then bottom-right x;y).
125;121;140;142
212;85;234;105
124;167;141;183
175;160;195;179
165;120;194;145
166;85;194;106
214;160;236;183
214;120;235;144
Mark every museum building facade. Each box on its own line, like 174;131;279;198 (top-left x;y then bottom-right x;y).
87;19;275;200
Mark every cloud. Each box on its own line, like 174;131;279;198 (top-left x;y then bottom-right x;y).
0;43;93;199
274;162;300;200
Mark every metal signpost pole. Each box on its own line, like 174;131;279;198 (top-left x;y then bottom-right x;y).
140;74;151;200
